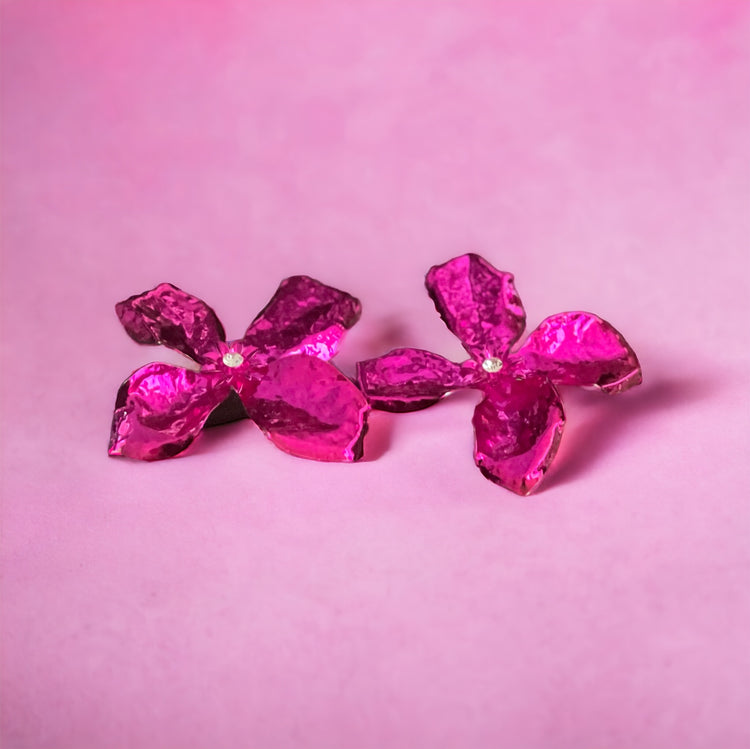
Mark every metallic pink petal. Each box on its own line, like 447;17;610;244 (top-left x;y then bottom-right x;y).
109;363;229;461
244;276;361;361
425;254;526;361
116;283;226;364
473;373;565;495
241;355;369;462
515;312;642;394
357;348;472;412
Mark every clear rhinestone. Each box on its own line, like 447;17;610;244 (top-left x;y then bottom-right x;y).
222;351;244;368
481;357;503;373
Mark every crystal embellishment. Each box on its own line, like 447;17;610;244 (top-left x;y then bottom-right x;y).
481;358;504;373
222;351;244;368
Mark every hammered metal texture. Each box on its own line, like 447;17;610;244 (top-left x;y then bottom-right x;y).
242;354;369;462
357;348;474;412
116;283;226;363
515;312;642;394
473;373;565;495
425;253;526;360
244;275;361;362
109;363;230;461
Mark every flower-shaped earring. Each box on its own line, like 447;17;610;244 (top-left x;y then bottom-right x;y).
109;277;369;462
357;254;641;494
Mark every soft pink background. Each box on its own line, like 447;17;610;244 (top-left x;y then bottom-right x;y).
2;2;749;748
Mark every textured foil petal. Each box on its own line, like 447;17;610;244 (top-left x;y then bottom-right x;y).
515;312;642;394
109;363;229;461
241;355;369;462
357;348;470;412
473;373;565;495
116;283;226;363
425;254;526;361
244;276;361;361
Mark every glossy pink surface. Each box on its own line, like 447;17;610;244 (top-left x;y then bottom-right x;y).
245;354;369;462
110;279;368;462
244;274;362;362
516;312;642;394
358;254;641;494
117;282;226;363
426;253;526;360
109;362;230;460
3;2;749;748
357;348;472;411
474;373;565;496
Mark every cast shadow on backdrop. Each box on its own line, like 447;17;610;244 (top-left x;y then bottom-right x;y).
196;327;705;492
544;359;719;491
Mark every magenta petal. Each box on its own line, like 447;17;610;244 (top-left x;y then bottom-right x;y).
116;283;226;364
357;348;469;412
109;363;229;461
241;355;369;462
244;276;361;361
515;312;642;393
473;373;565;495
425;254;526;361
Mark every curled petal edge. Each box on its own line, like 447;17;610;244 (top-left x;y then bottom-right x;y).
241;354;370;462
116;283;226;363
108;362;229;461
357;348;470;412
425;253;526;361
515;311;642;394
472;373;566;496
244;275;361;361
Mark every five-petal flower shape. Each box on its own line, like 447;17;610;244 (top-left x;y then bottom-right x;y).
357;254;642;494
109;277;369;462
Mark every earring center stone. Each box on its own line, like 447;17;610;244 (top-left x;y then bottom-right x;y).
481;357;503;373
222;351;245;368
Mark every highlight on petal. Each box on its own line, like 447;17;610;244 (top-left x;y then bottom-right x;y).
116;283;226;364
515;312;642;394
473;373;565;495
357;348;470;412
425;254;526;361
241;354;369;462
244;276;361;361
109;363;229;461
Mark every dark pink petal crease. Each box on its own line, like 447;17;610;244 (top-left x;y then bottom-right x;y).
116;283;226;363
425;253;526;361
516;312;642;393
241;355;369;462
473;373;565;495
357;348;469;412
109;363;230;461
244;275;361;361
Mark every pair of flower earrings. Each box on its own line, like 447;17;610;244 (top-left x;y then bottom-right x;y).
109;253;642;495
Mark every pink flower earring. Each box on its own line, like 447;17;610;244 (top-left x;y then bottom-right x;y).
108;257;642;494
109;277;369;462
357;254;642;495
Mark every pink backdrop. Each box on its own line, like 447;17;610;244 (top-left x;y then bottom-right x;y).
2;1;749;747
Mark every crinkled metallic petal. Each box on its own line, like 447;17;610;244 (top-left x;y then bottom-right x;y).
108;363;229;461
116;283;226;364
515;312;642;394
425;253;526;361
357;348;470;412
244;276;361;361
473;373;565;495
240;355;369;462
